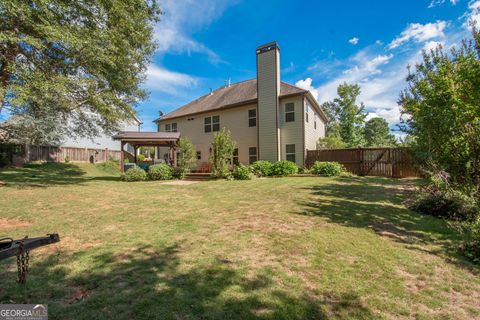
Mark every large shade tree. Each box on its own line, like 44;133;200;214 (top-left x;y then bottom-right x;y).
319;82;366;148
0;0;160;142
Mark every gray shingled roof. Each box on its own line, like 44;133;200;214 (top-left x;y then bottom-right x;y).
156;79;307;121
112;131;180;141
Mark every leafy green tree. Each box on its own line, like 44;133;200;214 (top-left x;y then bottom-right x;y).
177;137;197;175
317;133;346;149
0;113;65;145
0;0;160;139
364;117;397;147
210;128;236;178
399;27;480;192
321;83;366;148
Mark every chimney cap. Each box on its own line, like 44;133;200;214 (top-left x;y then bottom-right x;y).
256;41;280;54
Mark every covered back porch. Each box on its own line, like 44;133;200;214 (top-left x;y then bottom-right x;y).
112;131;181;172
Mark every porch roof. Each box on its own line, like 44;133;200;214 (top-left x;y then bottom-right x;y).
112;131;180;146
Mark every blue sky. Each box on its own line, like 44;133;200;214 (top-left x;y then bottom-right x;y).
138;0;479;136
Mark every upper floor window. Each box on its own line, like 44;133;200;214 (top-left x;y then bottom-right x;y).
196;151;201;160
305;104;309;123
165;123;177;132
285;103;295;122
249;147;257;164
204;116;220;133
248;109;257;127
314;114;317;130
286;144;296;163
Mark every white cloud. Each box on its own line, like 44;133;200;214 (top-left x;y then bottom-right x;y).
154;0;236;64
348;37;359;45
389;21;447;49
428;0;459;8
145;65;198;95
295;78;319;101
301;46;416;126
422;40;445;51
464;0;480;29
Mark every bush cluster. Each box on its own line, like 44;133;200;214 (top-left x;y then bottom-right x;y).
250;160;273;177
408;171;480;263
271;160;298;176
410;189;479;222
310;161;345;177
121;167;147;182
232;164;253;180
122;164;175;182
409;172;479;222
148;164;173;180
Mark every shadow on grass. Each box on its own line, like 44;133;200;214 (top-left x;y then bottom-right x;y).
1;244;375;319
297;177;478;272
0;163;119;188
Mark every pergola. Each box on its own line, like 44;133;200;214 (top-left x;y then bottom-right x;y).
112;131;181;172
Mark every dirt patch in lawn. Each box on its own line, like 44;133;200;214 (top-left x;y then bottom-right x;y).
0;218;32;231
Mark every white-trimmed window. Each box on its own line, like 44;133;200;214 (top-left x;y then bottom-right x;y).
305;104;309;123
285;103;295;122
204;116;220;133
212;115;220;132
248;109;256;127
231;148;239;165
249;147;257;164
204;116;220;132
314;114;317;130
165;123;177;132
286;144;296;163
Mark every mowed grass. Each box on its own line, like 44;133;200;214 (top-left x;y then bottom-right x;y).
0;163;479;319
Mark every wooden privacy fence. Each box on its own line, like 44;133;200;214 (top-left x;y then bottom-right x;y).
0;144;121;166
305;148;420;178
27;145;121;163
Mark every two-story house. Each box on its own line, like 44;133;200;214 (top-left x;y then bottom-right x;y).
154;42;328;168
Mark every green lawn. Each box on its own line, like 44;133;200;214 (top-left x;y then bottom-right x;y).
0;163;479;319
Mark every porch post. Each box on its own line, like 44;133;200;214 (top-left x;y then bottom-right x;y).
134;145;138;165
172;145;177;167
120;141;125;172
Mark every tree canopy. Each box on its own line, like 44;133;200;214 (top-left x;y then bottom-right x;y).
399;27;480;191
364;117;397;147
0;0;160;143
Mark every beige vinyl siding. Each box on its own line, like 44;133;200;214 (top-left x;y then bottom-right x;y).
304;98;326;152
158;104;258;167
279;96;304;167
257;48;280;162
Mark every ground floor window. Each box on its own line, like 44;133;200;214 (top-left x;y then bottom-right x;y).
286;144;296;163
249;147;257;164
232;148;239;165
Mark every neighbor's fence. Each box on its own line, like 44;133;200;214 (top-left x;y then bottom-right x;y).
0;144;121;167
305;147;420;178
